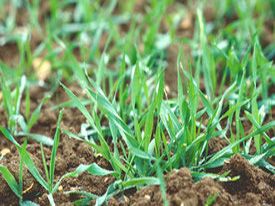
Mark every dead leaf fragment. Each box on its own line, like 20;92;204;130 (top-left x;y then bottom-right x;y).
180;14;192;30
123;195;129;203
104;177;109;183
94;153;103;158
58;185;63;191
0;148;11;156
32;57;51;81
23;182;34;194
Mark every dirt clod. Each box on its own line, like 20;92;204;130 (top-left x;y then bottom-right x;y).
112;155;275;206
119;168;234;206
0;152;43;206
221;154;275;206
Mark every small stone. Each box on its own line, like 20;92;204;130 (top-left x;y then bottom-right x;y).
58;185;63;191
180;15;192;30
0;148;11;156
32;57;51;81
104;177;109;183
123;195;129;203
165;85;171;93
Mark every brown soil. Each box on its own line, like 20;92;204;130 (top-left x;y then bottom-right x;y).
0;79;274;206
0;152;43;206
0;1;274;206
0;43;20;67
0;86;115;206
208;137;228;155
221;155;275;206
109;155;275;206
110;168;234;206
0;87;274;206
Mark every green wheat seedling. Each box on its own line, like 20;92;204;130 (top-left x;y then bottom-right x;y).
0;0;274;205
0;110;117;205
60;6;274;200
0;72;53;146
0;155;25;205
61;50;274;205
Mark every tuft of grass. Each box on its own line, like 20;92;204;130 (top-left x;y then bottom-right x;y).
0;0;274;205
0;72;53;145
0;110;116;206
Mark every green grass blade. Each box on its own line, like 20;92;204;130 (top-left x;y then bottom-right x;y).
0;127;21;148
61;83;112;160
27;96;50;131
53;163;115;193
0;164;21;198
15;132;54;146
49;109;64;191
203;121;275;168
19;145;49;191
